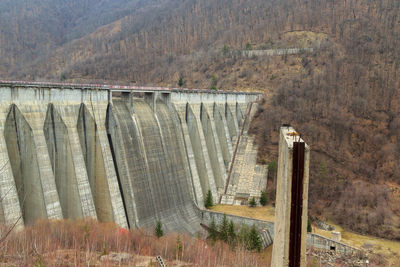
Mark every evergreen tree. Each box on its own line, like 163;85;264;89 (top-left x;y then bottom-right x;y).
307;218;312;233
175;234;183;260
178;77;184;87
259;191;268;206
238;224;251;248
219;214;229;242
208;218;218;242
204;190;213;209
228;220;236;246
155;220;163;238
249;197;257;207
268;160;278;180
248;224;262;252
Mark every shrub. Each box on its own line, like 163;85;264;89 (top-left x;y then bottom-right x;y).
259;191;268;206
245;42;252;51
208;218;218;242
248;225;262;252
307;218;312;233
249;197;257;207
219;214;229;242
178;77;184;87
155;220;164;238
204;190;213;209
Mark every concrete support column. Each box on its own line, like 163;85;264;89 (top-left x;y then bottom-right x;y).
226;103;240;143
186;103;218;203
121;92;133;115
173;103;204;208
81;102;128;228
51;104;97;219
0;105;23;228
272;127;310;267
144;92;157;112
214;103;233;167
10;104;63;222
201;103;227;189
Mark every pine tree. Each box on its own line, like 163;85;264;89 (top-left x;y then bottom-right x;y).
228;220;236;246
204;190;213;209
259;191;268;206
178;77;184;87
249;197;257;207
175;234;183;260
208;218;218;242
307;218;312;233
248;224;262;252
219;214;229;242
155;220;163;238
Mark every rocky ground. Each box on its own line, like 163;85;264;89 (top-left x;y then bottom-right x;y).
307;249;371;267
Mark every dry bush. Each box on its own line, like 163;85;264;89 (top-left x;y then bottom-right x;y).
0;219;270;266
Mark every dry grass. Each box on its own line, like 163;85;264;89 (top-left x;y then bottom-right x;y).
213;204;400;265
314;222;400;266
0;219;270;266
210;204;275;222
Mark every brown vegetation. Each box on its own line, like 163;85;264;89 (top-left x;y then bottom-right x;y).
249;0;400;240
1;0;400;241
0;219;270;266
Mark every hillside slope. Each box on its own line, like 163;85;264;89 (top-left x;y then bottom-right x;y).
1;0;400;240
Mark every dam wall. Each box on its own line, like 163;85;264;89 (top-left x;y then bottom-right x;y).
0;82;262;234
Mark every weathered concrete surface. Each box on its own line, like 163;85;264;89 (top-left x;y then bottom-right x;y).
173;103;204;208
0;82;263;234
78;102;128;228
46;103;97;219
271;127;310;267
5;104;63;225
213;103;233;169
226;103;239;144
0;93;23;228
221;103;268;205
186;103;218;202
108;98;200;233
200;103;227;189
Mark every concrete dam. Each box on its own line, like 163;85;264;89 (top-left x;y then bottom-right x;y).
0;81;264;234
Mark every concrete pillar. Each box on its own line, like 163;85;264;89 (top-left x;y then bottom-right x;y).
5;104;63;224
213;103;233;168
120;92;133;115
78;102;128;228
0;104;23;229
272;127;310;267
186;103;218;202
201;103;227;189
226;103;239;143
144;92;157;112
173;103;204;208
159;93;171;108
47;104;97;220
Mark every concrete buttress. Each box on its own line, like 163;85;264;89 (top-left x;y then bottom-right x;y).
201;103;227;189
0;100;23;228
78;101;128;228
186;103;218;203
5;103;63;223
46;103;97;219
173;103;204;208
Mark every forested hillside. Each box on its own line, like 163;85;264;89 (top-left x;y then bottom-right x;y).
1;0;400;240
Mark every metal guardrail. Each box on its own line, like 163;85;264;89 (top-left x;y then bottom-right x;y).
155;255;166;267
0;80;262;95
